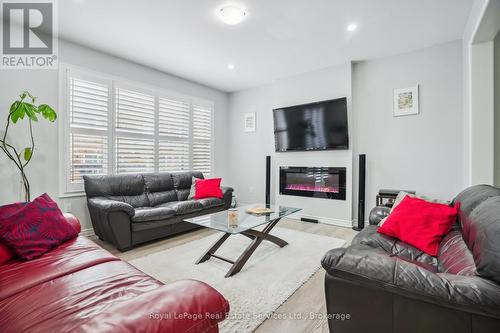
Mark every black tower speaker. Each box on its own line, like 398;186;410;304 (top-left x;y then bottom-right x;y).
265;156;271;206
354;154;366;231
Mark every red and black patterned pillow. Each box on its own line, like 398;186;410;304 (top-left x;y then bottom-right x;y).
0;194;78;260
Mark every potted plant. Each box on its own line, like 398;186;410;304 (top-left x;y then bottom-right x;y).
0;91;57;201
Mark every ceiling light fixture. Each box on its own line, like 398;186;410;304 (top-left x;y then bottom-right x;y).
218;5;247;25
346;23;358;32
227;64;235;70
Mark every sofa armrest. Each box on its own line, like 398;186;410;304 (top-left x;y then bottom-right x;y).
369;206;391;225
322;246;500;319
75;279;229;333
63;213;81;234
221;186;233;209
88;197;135;217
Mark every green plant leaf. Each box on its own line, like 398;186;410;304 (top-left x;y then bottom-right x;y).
38;104;57;122
23;91;36;103
10;101;24;123
23;147;32;161
10;101;19;113
22;103;38;121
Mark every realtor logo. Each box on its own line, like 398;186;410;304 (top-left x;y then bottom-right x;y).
1;0;58;69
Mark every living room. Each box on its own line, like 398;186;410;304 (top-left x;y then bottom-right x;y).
0;0;500;332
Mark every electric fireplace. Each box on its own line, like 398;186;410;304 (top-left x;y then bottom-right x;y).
279;166;346;200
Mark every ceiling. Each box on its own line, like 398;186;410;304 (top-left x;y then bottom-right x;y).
58;0;473;92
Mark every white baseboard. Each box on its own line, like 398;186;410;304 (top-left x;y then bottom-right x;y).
81;228;95;237
288;213;352;228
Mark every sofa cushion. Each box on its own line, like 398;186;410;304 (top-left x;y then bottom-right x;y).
73;280;230;333
198;197;224;209
84;174;145;197
172;172;204;189
132;207;176;222
0;260;162;333
159;200;204;215
0;194;79;260
0;236;119;302
355;226;437;267
456;196;500;284
147;191;177;207
143;173;178;206
143;173;174;192
173;172;204;201
84;174;149;208
321;245;500;318
109;195;149;208
437;230;477;276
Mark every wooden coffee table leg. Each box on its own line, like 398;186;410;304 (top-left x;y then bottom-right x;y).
242;229;288;247
224;217;286;277
225;236;263;277
195;233;231;264
196;217;288;277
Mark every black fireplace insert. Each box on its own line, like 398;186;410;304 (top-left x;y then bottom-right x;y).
279;166;346;200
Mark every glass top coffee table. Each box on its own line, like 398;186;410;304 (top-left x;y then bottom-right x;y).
185;204;301;277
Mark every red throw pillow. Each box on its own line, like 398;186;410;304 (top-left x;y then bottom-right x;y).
0;242;14;265
378;196;459;256
194;178;223;199
0;201;27;220
0;193;78;260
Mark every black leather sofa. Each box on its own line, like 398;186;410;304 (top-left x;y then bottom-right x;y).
322;185;500;333
83;172;233;251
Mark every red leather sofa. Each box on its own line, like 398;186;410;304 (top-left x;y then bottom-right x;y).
0;214;229;333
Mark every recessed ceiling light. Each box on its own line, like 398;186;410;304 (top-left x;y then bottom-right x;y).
346;23;358;32
218;5;247;25
227;64;235;70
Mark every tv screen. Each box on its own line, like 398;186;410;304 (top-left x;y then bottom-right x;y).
273;97;349;152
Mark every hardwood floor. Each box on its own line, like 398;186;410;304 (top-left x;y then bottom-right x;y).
90;219;357;333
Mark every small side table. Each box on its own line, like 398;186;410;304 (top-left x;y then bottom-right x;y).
376;189;416;208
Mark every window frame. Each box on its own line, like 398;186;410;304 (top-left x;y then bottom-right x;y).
58;63;215;197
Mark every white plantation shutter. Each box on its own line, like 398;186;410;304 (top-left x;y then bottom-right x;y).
116;137;155;174
63;68;215;193
158;97;190;138
116;88;155;135
115;87;155;174
193;104;213;176
158;96;190;172
68;76;109;184
69;134;108;182
159;140;190;171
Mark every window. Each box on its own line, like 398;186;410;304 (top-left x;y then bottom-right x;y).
158;97;190;172
61;67;214;194
115;87;156;174
193;104;213;176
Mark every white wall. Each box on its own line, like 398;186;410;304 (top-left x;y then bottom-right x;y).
228;40;465;226
462;0;489;186
463;0;500;186
495;31;500;186
352;40;465;218
0;39;229;234
227;64;353;226
470;41;495;184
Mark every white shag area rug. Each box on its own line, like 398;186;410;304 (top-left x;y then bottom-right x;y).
129;227;345;333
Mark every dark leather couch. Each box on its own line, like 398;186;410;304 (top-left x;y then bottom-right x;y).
322;185;500;333
84;172;233;251
0;214;229;333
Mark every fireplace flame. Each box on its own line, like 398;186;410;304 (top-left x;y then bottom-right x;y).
284;184;340;193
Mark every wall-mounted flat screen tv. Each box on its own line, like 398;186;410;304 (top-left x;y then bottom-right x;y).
273;97;349;152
